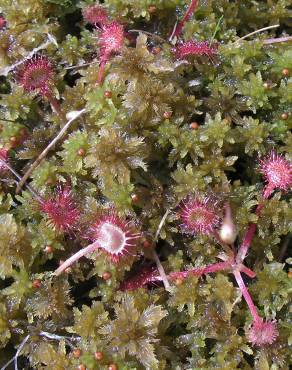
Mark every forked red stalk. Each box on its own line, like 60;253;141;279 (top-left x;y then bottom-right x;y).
169;0;198;41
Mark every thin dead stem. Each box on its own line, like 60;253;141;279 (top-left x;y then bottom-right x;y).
235;24;279;43
0;158;42;202
16;109;86;193
263;35;292;44
0;334;30;370
152;209;171;289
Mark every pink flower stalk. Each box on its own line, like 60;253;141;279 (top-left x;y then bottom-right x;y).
233;270;278;346
55;211;140;276
97;21;124;84
0;15;6;30
169;0;198;41
173;40;218;60
40;186;80;233
180;195;220;236
259;150;292;199
16;55;54;97
82;4;108;25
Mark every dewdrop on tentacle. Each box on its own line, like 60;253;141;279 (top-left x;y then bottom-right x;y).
40;185;80;233
16;55;54;96
173;40;218;60
89;211;140;263
82;4;109;25
54;210;140;276
179;194;220;236
97;21;124;84
246;319;279;347
16;55;64;117
259;150;292;198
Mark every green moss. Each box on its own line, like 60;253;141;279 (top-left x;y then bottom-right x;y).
0;0;291;368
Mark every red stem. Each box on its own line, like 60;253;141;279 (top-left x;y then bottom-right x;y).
240;265;256;278
233;270;261;324
236;203;264;264
168;260;231;280
97;60;107;85
170;0;198;40
45;92;66;121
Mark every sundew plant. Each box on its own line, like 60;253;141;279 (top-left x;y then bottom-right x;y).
0;0;292;369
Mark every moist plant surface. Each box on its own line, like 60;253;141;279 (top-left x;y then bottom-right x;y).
0;1;291;369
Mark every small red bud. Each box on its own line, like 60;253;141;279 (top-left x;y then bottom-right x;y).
44;245;53;253
9;136;18;145
78;365;86;370
263;82;270;89
77;148;86;157
102;271;112;280
163;111;172;119
281;112;288;120
108;364;118;370
190;122;199;130
104;90;112;98
94;351;104;361
19;127;28;137
73;348;81;358
32;279;41;289
282;68;289;77
148;5;157;13
131;193;139;202
175;278;183;286
46;177;54;186
143;240;152;248
152;46;161;55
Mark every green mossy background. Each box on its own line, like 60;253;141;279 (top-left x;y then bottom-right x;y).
0;0;291;369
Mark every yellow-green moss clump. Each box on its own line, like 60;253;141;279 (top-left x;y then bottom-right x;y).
0;0;291;369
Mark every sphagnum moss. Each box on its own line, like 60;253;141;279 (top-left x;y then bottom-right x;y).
0;0;291;369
